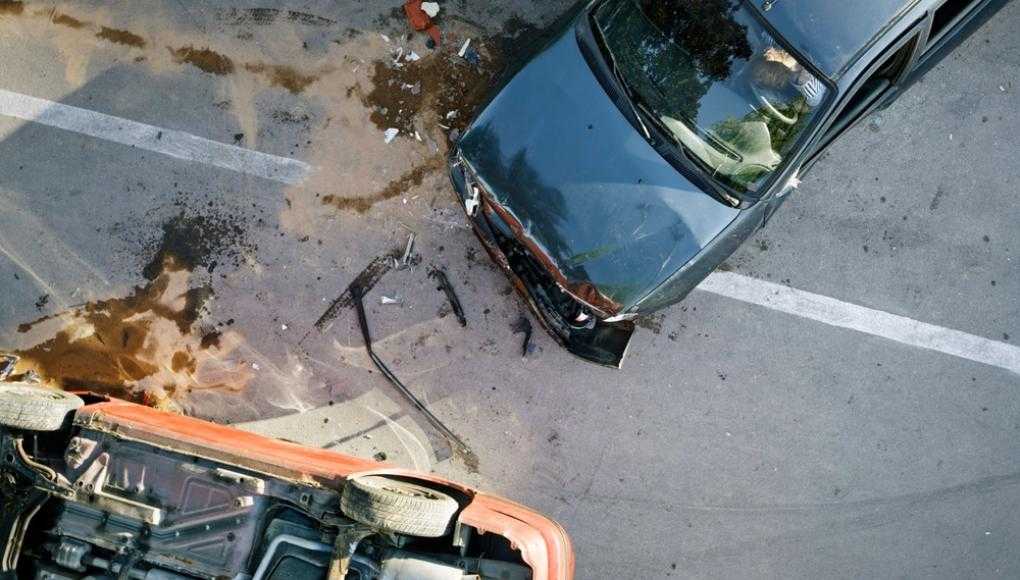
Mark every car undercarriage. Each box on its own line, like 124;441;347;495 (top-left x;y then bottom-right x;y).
0;387;533;580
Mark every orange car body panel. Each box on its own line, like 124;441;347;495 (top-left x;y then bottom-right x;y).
75;398;574;580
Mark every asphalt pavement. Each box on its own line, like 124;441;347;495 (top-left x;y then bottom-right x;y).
0;1;1016;578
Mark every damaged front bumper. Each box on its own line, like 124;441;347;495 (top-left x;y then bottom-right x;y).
449;153;634;368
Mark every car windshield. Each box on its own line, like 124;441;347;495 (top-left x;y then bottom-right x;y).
593;0;828;196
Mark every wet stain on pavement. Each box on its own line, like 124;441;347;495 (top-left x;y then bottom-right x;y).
48;11;88;29
0;1;23;16
361;41;504;137
322;155;444;213
96;26;146;48
13;257;253;411
217;8;335;27
142;207;253;280
169;45;235;75
244;62;324;94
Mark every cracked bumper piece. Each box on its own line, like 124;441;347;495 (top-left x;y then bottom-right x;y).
450;154;634;368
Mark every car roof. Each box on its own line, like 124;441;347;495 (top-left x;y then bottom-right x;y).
754;0;922;78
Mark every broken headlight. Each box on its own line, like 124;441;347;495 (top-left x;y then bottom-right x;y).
454;153;483;217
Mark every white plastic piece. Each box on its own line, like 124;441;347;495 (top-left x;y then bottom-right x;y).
384;128;399;143
422;2;440;18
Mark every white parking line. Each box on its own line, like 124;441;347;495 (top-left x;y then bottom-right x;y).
0;89;311;184
698;271;1020;375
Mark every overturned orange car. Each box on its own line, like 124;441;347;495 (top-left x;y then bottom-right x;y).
0;363;573;579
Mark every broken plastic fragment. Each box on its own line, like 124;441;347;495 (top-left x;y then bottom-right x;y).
381;296;401;305
407;50;421;62
384;128;399;143
400;233;416;268
458;38;472;58
422;1;440;18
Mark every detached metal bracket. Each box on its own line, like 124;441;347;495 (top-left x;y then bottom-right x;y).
326;524;375;580
0;355;16;382
352;287;477;468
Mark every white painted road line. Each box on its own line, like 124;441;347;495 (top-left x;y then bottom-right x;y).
0;89;311;184
699;271;1020;375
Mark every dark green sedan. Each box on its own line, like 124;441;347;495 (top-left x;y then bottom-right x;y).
449;0;1007;366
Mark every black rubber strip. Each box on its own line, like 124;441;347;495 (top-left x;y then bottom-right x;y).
353;287;477;469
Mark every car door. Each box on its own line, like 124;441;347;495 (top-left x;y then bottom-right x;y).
800;22;926;176
901;0;1009;92
760;23;926;228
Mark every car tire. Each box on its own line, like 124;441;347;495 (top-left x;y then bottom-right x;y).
340;475;459;538
0;383;83;431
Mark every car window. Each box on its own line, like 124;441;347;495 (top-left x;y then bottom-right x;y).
757;0;919;77
593;0;828;196
818;32;919;147
926;0;980;47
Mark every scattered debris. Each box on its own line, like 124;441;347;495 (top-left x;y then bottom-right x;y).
429;268;466;327
380;296;401;305
406;50;421;62
421;2;440;18
463;45;481;67
0;354;16;381
404;0;442;47
511;316;534;358
398;233;416;269
141;204;255;281
353;288;476;470
309;255;395;334
373;451;388;462
383;128;399;143
458;38;472;58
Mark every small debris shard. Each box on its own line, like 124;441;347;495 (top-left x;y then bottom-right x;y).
429;267;466;327
463;45;481;66
398;232;416;269
511;316;534;358
421;1;440;18
383;128;399;143
458;38;472;58
380;296;401;305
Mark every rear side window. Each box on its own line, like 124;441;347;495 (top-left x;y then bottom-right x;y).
929;0;978;43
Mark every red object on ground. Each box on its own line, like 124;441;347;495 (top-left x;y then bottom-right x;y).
404;0;442;46
404;0;431;31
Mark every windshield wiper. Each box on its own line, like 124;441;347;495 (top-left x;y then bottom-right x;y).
629;99;742;207
591;20;651;140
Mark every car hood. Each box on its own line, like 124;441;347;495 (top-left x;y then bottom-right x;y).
458;22;740;314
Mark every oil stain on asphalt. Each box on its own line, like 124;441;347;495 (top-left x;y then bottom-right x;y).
13;205;259;412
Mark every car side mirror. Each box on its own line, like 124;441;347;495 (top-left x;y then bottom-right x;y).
776;170;802;199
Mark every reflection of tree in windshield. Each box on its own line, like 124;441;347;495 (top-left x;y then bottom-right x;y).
640;0;751;80
598;0;751;122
